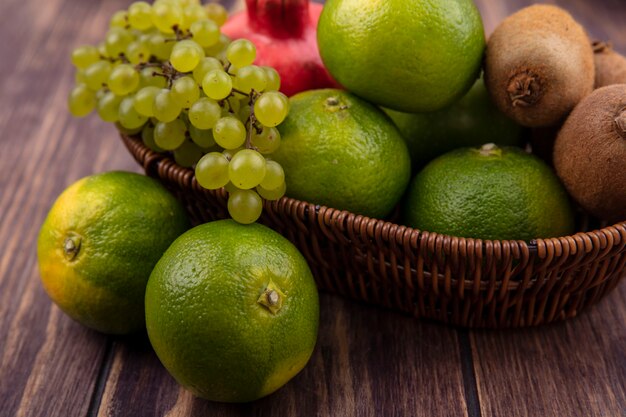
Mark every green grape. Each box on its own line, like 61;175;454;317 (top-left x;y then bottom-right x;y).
105;28;134;58
108;64;140;96
204;33;231;57
128;2;153;30
126;41;151;64
192;57;223;84
84;60;112;91
256;181;286;201
204;3;228;27
179;110;190;125
141;124;165;152
179;0;201;7
228;149;266;189
254;91;289;127
201;69;232;100
139;67;167;88
153;89;182;122
187;125;213;148
149;33;174;60
188;97;221;129
182;5;208;29
110;10;128;28
239;101;252;122
224;181;239;193
170;40;204;72
75;69;87;85
137;33;153;48
226;39;256;68
227;189;263;224
97;91;123;122
262;67;281;91
222;147;243;161
174;141;204;167
213;116;246;149
71;45;100;69
259;160;284;190
118;96;148;129
235;65;268;94
188;124;215;148
151;1;183;34
171;76;200;108
68;84;97;117
224;95;240;115
250;126;281;154
133;86;161;116
115;122;143;135
190;19;219;48
195;152;230;189
154;119;187;150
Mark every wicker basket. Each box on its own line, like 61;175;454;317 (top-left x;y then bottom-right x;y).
121;133;626;328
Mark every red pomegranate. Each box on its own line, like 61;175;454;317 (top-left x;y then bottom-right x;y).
221;0;340;96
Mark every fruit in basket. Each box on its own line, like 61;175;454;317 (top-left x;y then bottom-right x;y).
272;89;411;219
221;0;339;96
37;171;189;334
484;5;594;127
384;77;524;169
553;84;626;223
67;0;292;225
403;144;575;241
145;220;319;402
317;0;485;113
593;42;626;87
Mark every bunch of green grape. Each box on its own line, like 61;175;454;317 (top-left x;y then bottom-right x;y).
68;0;290;224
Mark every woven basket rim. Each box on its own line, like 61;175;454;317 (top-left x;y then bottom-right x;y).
120;132;626;256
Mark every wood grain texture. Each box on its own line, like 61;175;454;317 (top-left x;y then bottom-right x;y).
471;281;626;417
96;295;469;417
0;0;624;417
0;0;138;415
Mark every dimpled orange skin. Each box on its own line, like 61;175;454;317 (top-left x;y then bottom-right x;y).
145;220;320;403
317;0;485;113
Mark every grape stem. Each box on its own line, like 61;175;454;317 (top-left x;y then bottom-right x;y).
231;88;249;96
243;89;263;150
135;61;189;88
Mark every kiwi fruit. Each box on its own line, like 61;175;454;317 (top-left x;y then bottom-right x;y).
484;5;594;128
553;84;626;223
593;41;626;88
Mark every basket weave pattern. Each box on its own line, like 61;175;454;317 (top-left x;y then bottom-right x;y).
122;134;626;328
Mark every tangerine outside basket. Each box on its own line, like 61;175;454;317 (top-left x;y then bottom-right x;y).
121;133;626;328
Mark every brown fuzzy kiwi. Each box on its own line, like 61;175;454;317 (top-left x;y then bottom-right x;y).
593;41;626;88
553;84;626;223
484;5;595;128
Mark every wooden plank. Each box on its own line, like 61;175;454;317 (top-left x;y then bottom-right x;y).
97;295;470;417
0;0;137;416
470;281;626;417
